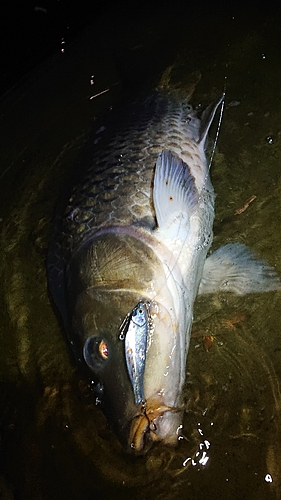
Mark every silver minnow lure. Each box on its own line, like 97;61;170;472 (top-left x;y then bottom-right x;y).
123;301;149;405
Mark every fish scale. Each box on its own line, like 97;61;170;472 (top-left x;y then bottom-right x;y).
59;91;195;259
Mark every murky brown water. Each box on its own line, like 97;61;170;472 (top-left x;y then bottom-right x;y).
1;3;281;499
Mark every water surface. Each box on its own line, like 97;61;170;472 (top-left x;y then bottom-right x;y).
0;3;281;499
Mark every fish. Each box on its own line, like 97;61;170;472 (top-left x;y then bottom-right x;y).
47;69;281;453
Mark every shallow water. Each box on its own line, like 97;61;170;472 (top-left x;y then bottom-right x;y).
1;3;281;499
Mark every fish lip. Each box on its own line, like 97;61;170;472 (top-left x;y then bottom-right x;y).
128;398;179;453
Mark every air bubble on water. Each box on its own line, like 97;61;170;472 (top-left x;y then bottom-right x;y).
191;441;211;469
204;440;211;450
61;38;66;53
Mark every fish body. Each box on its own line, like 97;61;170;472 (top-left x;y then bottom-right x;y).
47;73;281;452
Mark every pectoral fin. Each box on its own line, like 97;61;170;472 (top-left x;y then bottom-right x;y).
153;149;198;240
199;243;281;295
197;93;225;147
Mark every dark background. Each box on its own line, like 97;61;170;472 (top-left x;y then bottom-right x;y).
2;0;278;97
1;0;106;95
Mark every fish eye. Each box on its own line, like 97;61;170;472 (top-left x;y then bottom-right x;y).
83;336;110;371
98;339;109;359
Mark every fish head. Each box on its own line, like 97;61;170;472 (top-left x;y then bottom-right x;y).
65;233;187;452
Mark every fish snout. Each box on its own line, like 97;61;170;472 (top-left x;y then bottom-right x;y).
128;398;181;453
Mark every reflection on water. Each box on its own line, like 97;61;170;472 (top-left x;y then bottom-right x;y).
1;3;281;499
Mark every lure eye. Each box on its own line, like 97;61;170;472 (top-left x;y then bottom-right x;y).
83;336;110;371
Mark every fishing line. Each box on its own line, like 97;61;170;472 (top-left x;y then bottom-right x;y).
208;76;227;171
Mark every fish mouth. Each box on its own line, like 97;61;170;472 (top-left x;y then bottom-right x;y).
128;397;180;453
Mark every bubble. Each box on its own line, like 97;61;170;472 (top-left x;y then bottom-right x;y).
60;38;66;54
266;136;274;144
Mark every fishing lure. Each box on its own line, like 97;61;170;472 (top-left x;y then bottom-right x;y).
120;301;150;405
